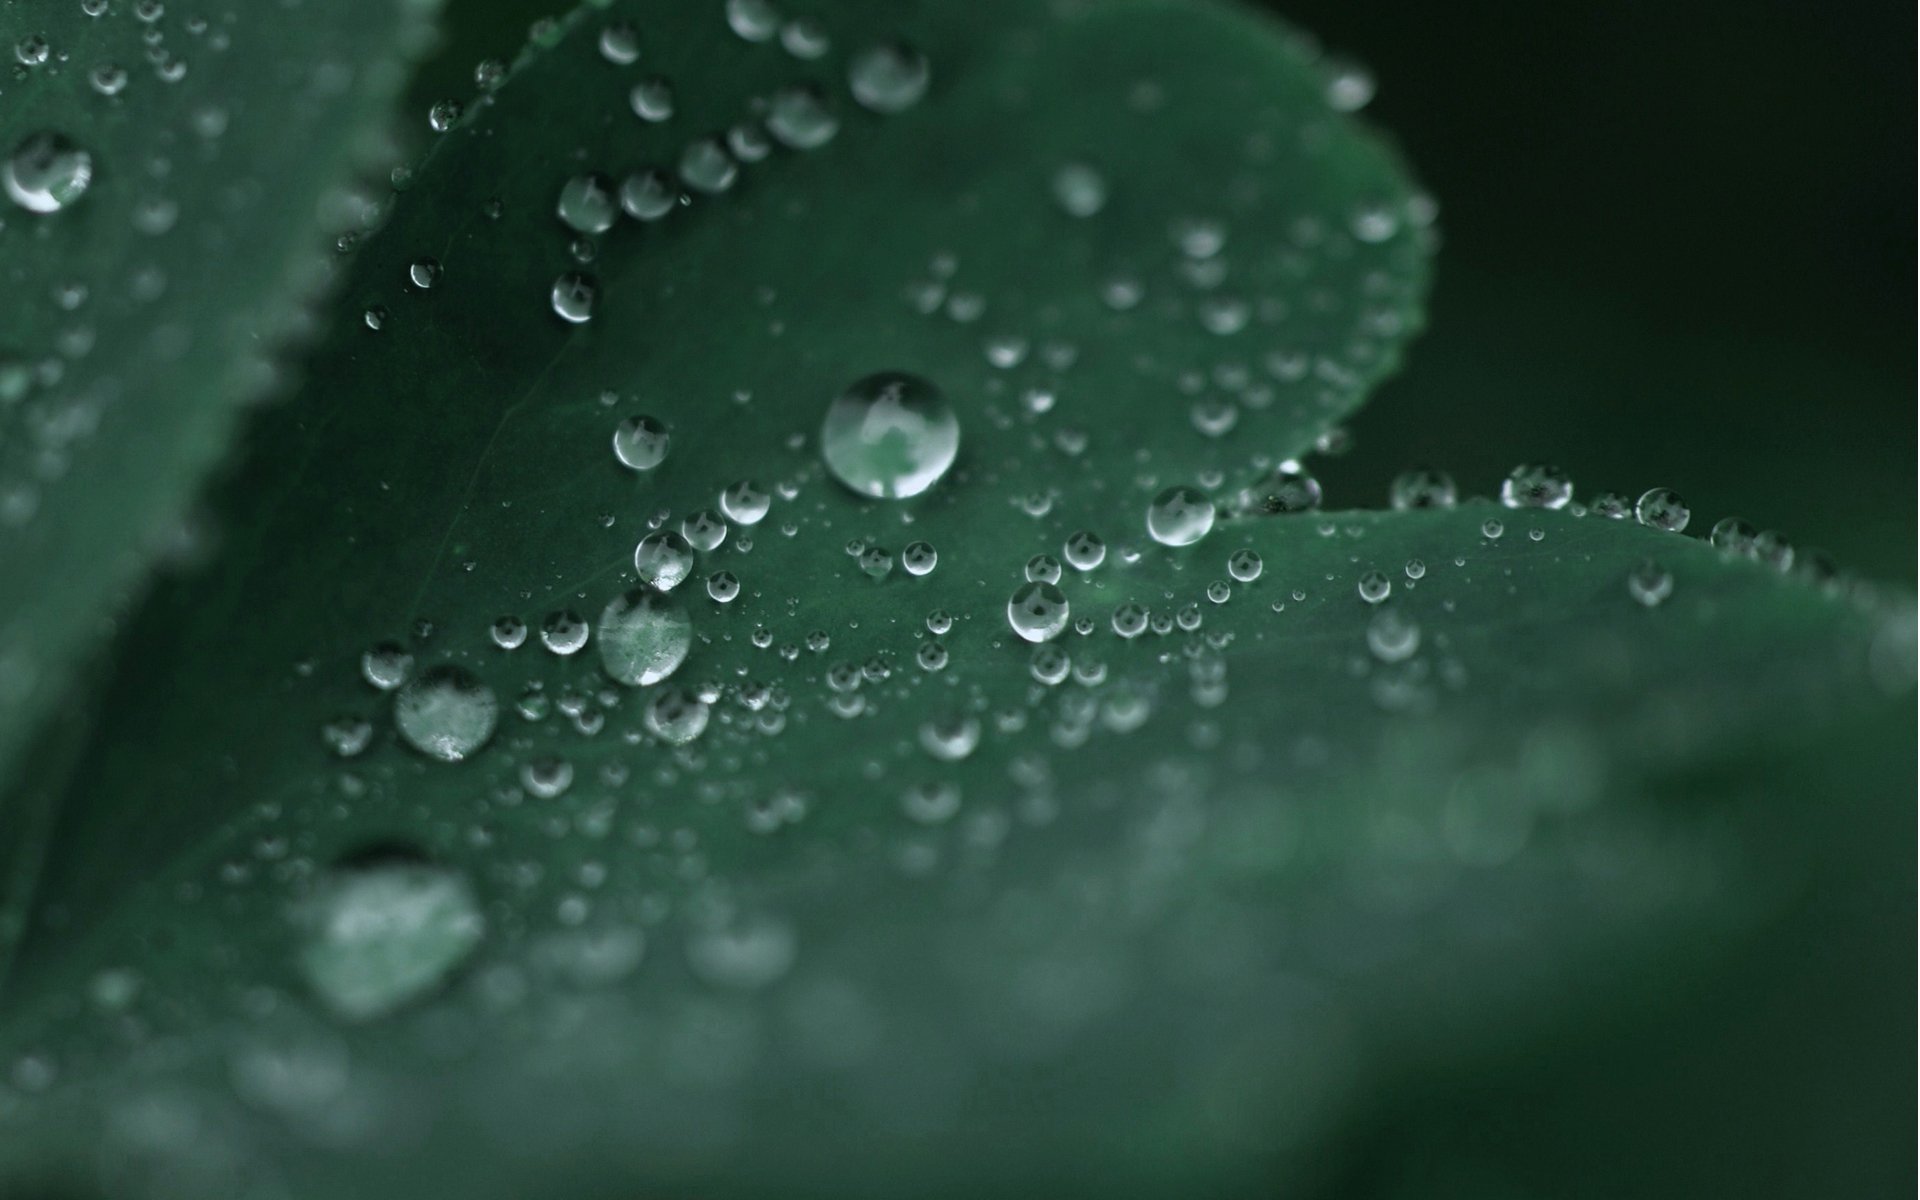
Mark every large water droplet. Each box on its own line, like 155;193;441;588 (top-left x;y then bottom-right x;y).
5;132;92;214
598;588;691;686
1147;486;1215;546
393;666;499;762
297;856;485;1021
1007;581;1070;643
820;371;959;499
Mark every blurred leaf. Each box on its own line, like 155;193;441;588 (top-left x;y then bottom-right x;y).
0;0;438;804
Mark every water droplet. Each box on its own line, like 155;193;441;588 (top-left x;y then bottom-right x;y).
848;41;930;113
1389;467;1457;510
680;510;728;551
820;371;959;499
1242;467;1322;514
598;588;692;686
902;540;938;576
599;22;640;65
1206;580;1232;604
1227;549;1262;582
859;545;894;579
5;133;93;214
1634;487;1690;533
1404;558;1426;580
428;99;463;133
687;915;796;990
1627;560;1673;607
677;137;738;194
1588;492;1631;519
522;756;573;798
550;272;597;323
298;856;484;1020
1753;530;1795;572
619;168;678;220
926;609;954;635
1501;464;1573;510
1357;571;1392;604
766;85;839;149
393;666;499;762
1147;486;1215;546
557;173;618;234
719;480;769;524
645;687;710;744
360;641;413;691
1025;554;1062;584
490;616;527;650
321;716;373;758
540;610;589;656
407;257;440;289
1030;644;1071;685
1064;530;1106;571
919;713;980;761
707;571;740;603
1324;60;1377;112
1710;517;1757;557
611;414;670;471
1366;608;1420;662
629;77;674;122
633;531;694;591
725;0;780;42
1111;603;1148;639
1481;518;1505;539
1007;582;1070;643
1051;162;1107;218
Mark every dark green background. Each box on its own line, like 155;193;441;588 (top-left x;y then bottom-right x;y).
1284;0;1914;584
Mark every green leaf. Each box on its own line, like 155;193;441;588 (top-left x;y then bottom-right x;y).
0;1;1907;1196
0;0;438;793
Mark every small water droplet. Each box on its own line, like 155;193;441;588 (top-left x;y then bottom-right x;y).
848;41;930;113
1064;530;1106;571
1627;560;1673;607
1227;549;1262;582
902;540;938;576
557;173;618;234
612;414;670;470
550;272;597;323
540;610;589;656
1051;162;1107;218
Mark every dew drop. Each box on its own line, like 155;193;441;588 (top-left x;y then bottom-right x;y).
848;41;930;113
1007;582;1070;643
619;168;678;221
645;687;710;744
1388;467;1457;510
1111;603;1148;639
557;173;618;234
539;610;589;656
550;272;597;323
629;77;674;122
820;371;959;499
1064;530;1106;571
633;531;694;591
1051;161;1108;218
902;540;938;576
1357;571;1392;604
297;857;484;1021
1634;487;1690;534
1025;554;1062;584
612;414;670;471
1366;608;1421;662
598;588;692;686
681;510;728;551
4;133;92;214
1710;517;1757;557
598;22;640;65
707;571;740;603
1146;486;1215;546
719;479;770;524
677;137;738;194
393;666;499;762
360;641;413;691
1501;464;1573;510
490;616;527;650
766;85;839;149
1227;549;1262;582
1627;560;1674;607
